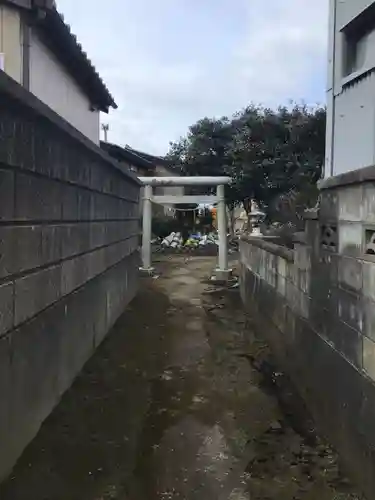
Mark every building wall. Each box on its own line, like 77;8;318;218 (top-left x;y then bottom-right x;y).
239;175;375;498
332;74;375;175
29;31;100;144
154;164;183;217
0;4;22;82
0;71;140;481
326;0;375;177
0;4;101;144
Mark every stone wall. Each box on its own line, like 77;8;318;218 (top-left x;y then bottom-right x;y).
240;171;375;498
0;71;140;480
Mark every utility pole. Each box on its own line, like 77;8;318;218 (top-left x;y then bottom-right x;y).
101;123;109;142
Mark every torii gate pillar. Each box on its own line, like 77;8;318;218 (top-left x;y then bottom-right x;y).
138;176;232;280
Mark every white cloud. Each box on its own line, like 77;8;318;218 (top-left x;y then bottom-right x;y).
57;0;329;155
234;0;329;104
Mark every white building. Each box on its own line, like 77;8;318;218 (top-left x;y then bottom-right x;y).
0;0;116;143
123;147;185;217
326;0;375;177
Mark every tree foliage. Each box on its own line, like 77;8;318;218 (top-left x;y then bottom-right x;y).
167;103;326;225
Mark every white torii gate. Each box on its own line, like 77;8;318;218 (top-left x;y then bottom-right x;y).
139;176;232;280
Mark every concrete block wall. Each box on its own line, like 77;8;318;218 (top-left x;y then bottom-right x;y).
240;172;375;498
0;71;140;480
321;181;375;377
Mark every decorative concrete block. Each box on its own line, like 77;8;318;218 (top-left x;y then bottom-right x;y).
320;223;338;252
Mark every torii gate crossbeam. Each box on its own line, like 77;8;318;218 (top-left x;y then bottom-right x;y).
138;176;232;280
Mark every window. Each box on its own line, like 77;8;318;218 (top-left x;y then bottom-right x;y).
343;31;368;76
342;3;375;78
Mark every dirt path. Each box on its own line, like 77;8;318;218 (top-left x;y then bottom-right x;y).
0;256;364;499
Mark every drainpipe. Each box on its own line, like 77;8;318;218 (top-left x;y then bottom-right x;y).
21;16;31;90
328;0;337;177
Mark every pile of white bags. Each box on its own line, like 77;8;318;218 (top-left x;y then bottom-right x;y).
161;232;183;248
160;231;219;249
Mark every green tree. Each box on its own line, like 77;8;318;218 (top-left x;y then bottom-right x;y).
167;103;326;230
168;117;233;179
167;116;241;228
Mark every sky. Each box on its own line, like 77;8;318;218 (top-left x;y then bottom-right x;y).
57;0;329;156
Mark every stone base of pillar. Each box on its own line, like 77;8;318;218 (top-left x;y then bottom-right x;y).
212;268;232;283
139;267;155;276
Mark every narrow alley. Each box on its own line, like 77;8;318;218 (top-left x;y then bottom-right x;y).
0;256;363;500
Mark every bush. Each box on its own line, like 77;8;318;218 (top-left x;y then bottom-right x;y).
152;218;181;239
152;206;212;241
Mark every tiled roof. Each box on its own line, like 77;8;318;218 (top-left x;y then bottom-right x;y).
101;142;156;171
124;146;170;166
